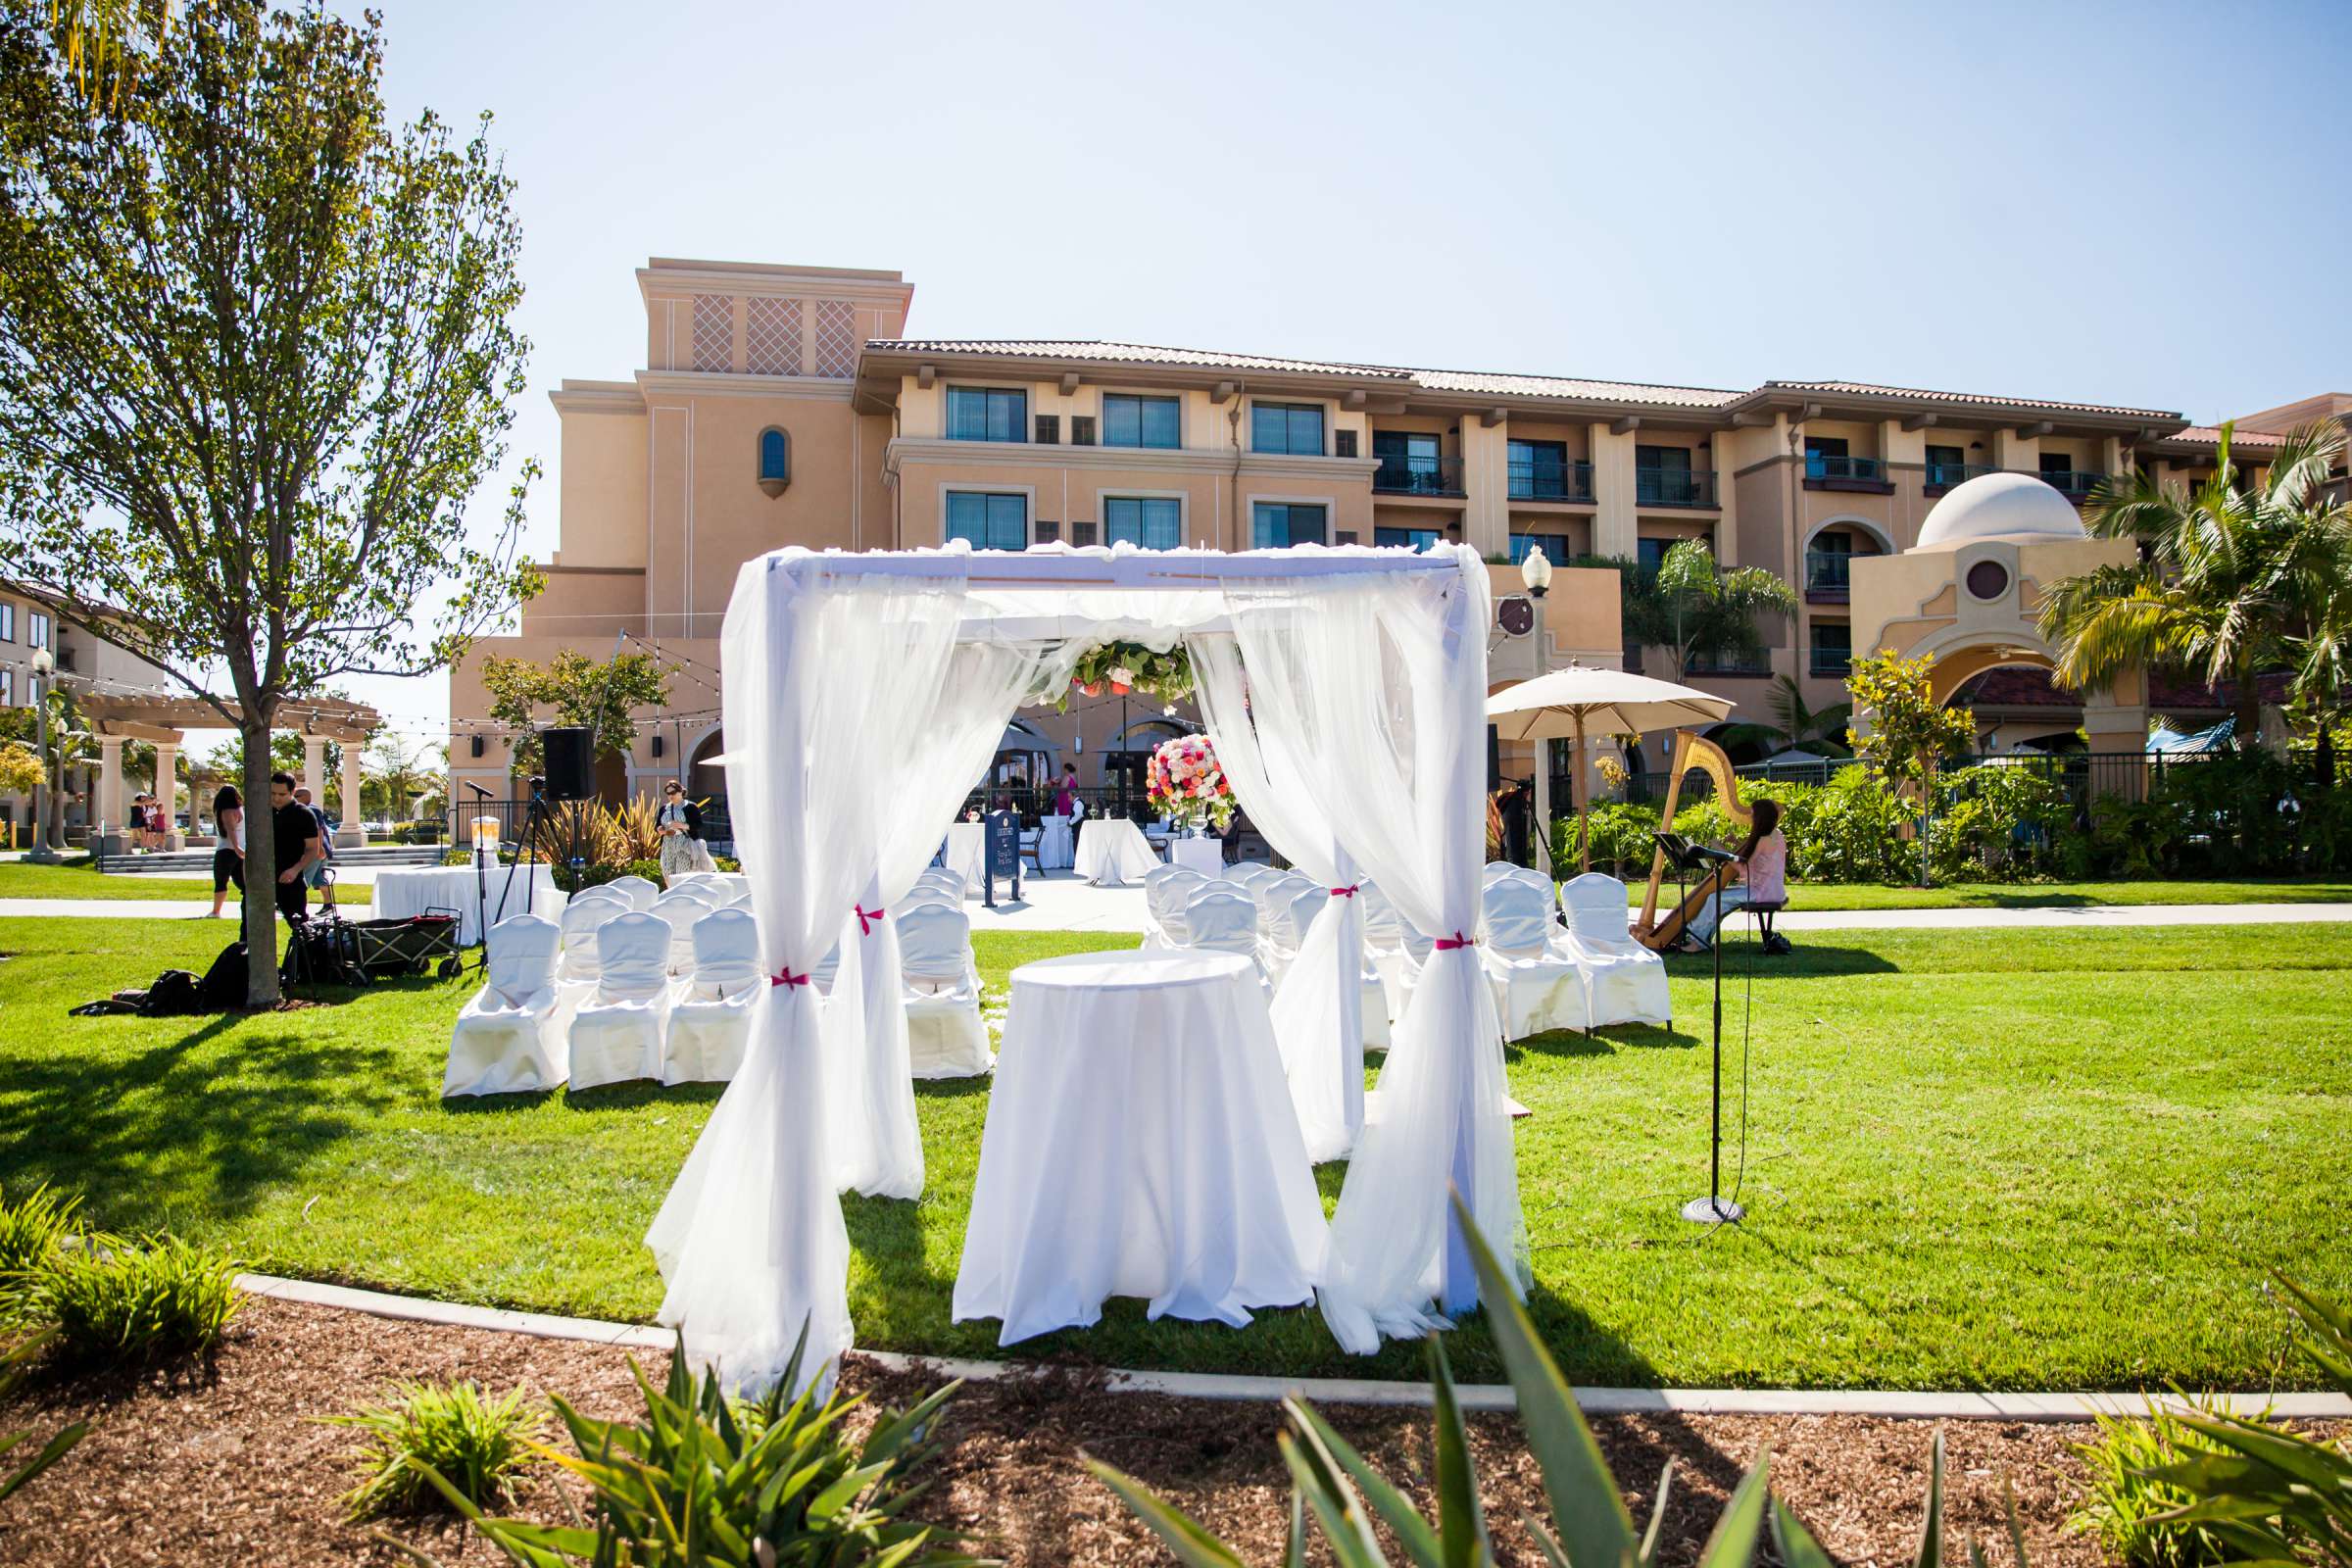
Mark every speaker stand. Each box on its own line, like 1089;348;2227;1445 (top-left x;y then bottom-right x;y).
1682;872;1742;1225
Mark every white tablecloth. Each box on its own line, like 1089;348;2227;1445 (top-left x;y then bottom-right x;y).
1036;813;1076;871
953;950;1325;1346
1168;835;1224;875
1073;818;1160;886
943;823;985;892
371;863;564;947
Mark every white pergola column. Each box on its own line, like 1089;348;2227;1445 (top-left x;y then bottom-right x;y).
302;733;327;805
95;734;125;853
336;741;366;847
153;738;183;850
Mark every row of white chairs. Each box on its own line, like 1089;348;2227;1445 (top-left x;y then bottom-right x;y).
1142;861;1392;1047
1471;864;1671;1037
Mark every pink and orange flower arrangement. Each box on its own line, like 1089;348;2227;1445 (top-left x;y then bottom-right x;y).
1146;733;1235;833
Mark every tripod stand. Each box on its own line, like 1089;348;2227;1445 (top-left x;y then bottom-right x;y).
476;778;552;974
1654;832;1743;1225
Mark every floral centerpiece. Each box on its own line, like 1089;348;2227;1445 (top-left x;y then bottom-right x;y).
1147;733;1234;833
1061;640;1194;710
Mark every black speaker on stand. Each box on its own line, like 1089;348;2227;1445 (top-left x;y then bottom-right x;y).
542;727;596;803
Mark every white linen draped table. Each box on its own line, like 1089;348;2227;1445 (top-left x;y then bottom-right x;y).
953;949;1326;1346
1167;835;1224;875
942;823;985;891
1073;818;1160;886
372;863;564;947
1036;813;1076;870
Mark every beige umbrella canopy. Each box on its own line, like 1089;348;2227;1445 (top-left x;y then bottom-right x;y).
1486;664;1734;871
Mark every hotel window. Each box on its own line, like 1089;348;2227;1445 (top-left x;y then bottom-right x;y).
0;602;12;641
1252;502;1327;548
1508;439;1572;500
1373;525;1441;552
1103;496;1182;550
2038;451;2076;478
1809;620;1852;678
945;386;1028;444
26;611;48;649
0;670;10;707
1637;537;1674;574
1102;394;1180;450
1926;443;1966;485
757;427;790;493
945;491;1028;551
1636;444;1693;504
1508;532;1572;566
1250;402;1324;457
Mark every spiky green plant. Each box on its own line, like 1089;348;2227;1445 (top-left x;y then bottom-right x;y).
1088;1197;1996;1568
0;1184;79;1279
413;1326;978;1567
25;1234;243;1368
2069;1395;2240;1567
325;1380;544;1519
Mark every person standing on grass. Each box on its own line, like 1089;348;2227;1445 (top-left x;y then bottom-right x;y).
657;779;717;879
269;772;323;926
206;786;244;917
1735;797;1789;955
294;785;338;910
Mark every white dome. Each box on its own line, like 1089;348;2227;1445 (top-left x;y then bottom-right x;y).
1914;470;2086;549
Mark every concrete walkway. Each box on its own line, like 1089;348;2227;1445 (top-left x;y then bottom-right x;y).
238;1271;2351;1423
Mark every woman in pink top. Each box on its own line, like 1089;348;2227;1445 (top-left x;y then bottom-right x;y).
1735;798;1789;953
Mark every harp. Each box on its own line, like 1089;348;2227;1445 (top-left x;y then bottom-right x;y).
1635;730;1753;952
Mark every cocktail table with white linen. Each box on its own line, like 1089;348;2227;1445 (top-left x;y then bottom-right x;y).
1035;812;1076;871
953;949;1326;1346
373;863;564;948
1072;817;1159;886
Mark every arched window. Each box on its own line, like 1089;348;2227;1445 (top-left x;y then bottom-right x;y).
757;427;790;496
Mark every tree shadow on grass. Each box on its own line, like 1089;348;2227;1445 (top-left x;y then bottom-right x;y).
1662;942;1901;979
0;1017;403;1226
558;1080;726;1114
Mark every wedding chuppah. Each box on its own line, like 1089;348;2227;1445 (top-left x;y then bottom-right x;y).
644;540;1528;1395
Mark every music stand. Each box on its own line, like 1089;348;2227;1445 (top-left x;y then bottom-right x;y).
1654;832;1743;1226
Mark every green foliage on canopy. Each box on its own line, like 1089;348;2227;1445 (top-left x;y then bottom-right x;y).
479;651;676;776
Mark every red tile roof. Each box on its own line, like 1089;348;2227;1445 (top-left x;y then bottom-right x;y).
873;339;1412;379
1760;379;2180;419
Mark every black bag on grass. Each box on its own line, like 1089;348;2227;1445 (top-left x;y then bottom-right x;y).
198;941;250;1008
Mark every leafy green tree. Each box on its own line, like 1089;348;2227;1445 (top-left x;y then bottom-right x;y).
0;681;92;848
1846;649;1976;886
480;651;675;779
2039;422;2351;759
1622;538;1799;682
0;4;539;1004
1719;672;1854;760
364;731;436;821
0;741;40;800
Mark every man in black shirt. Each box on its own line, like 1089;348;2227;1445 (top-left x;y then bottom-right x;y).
268;771;323;925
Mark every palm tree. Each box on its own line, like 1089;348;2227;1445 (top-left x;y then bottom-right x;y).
2037;422;2352;756
1718;673;1855;760
364;732;436;823
1622;537;1800;683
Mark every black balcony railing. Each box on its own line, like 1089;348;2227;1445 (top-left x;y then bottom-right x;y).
1924;461;1998;491
1805;550;1854;597
1809;649;1853;678
1635;466;1717;508
1685;650;1772;676
1507;457;1594;503
1372;454;1464;497
2038;468;2106;500
1803;452;1889;485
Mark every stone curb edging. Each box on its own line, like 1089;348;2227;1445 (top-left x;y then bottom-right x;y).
234;1273;2352;1424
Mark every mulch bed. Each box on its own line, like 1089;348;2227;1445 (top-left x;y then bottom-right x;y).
0;1295;2135;1567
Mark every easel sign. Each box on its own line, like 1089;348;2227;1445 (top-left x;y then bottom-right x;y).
981;807;1023;908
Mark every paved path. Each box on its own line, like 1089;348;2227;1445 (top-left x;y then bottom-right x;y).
1776;902;2352;931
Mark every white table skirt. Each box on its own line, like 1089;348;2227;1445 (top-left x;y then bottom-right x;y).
943;823;985;892
953;950;1325;1346
1073;818;1160;886
1036;813;1076;871
372;863;564;947
1168;835;1224;875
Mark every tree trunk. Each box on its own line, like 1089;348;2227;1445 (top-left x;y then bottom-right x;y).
241;717;280;1007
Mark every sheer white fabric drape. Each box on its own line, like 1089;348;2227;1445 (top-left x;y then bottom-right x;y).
645;554;969;1395
823;635;1059;1200
1222;548;1529;1353
1188;633;1363;1162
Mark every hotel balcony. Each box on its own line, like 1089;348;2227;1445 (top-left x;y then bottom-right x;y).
2039;467;2108;503
1372;454;1464;498
1507;457;1595;504
1804;549;1854;604
1635;466;1718;509
1803;452;1894;494
1923;461;1998;495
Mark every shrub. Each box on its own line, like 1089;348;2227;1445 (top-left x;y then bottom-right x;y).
2069;1396;2239;1567
326;1380;543;1519
419;1328;971;1566
1795;766;1916;884
0;1185;78;1279
29;1235;243;1368
1553;802;1659;878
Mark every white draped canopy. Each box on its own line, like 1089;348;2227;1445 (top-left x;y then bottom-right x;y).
646;541;1530;1392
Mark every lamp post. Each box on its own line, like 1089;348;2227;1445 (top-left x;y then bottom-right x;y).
26;648;60;864
1519;549;1555;868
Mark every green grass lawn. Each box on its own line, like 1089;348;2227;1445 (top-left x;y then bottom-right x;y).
0;857;373;901
0;915;2345;1392
1625;876;2352;911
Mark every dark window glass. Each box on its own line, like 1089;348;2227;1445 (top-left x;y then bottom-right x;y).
945;491;1027;550
1508;532;1572;565
1508;439;1572;499
1102;394;1180;449
1103;496;1182;550
2039;452;2074;475
1637;537;1673;573
1252;502;1327;548
26;612;48;648
1373;525;1441;551
1637;444;1692;474
1809;619;1853;675
1925;443;1966;486
759;428;789;481
1250;403;1324;456
0;602;13;642
946;386;1027;443
1803;436;1849;459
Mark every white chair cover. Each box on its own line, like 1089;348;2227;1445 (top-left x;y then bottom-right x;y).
606;874;660;910
571;883;630;910
1557;873;1671;1027
1145;867;1209;947
444;913;564;1097
900;903;990;1078
664;907;762;1083
557;897;621;985
1480;879;1591;1039
567;911;671;1089
1180;888;1261;970
651;894;711;974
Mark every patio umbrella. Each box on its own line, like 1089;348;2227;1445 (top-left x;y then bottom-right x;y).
1486;664;1733;871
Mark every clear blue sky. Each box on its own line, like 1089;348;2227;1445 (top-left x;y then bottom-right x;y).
328;0;2352;743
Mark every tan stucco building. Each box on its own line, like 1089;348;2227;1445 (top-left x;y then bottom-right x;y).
447;256;2351;822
